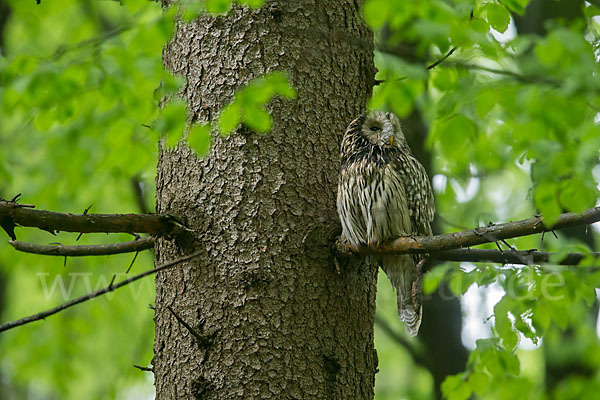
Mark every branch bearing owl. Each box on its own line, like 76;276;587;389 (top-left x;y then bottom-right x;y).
337;111;435;336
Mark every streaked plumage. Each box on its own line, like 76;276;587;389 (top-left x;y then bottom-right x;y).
337;111;435;336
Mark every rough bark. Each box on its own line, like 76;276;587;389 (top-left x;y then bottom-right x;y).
153;2;377;399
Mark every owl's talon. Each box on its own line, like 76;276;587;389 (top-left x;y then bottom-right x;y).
412;258;427;311
333;256;342;274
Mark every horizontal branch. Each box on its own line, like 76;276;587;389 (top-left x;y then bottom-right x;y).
9;236;155;256
436;248;599;266
342;207;600;256
0;199;187;239
0;250;203;333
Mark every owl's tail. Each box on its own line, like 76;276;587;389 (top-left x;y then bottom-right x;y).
382;255;422;337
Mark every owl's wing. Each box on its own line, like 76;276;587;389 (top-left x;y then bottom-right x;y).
393;153;435;237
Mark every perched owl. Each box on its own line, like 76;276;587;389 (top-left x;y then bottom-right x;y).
337;111;435;336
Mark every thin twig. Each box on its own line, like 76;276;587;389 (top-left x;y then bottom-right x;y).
126;251;140;273
374;47;456;86
9;236;154;256
0;250;202;333
540;231;545;250
427;47;457;70
133;364;153;372
167;306;211;347
76;204;94;241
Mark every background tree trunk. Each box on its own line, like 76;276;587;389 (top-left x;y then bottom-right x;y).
153;2;378;399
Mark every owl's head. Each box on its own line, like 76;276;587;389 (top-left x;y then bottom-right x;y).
360;111;406;148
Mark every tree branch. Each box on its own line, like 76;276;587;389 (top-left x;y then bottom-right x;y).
361;207;600;255
0;250;203;333
427;47;457;70
0;198;187;238
436;248;599;266
9;236;154;256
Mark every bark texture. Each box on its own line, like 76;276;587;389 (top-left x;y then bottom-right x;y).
154;2;377;399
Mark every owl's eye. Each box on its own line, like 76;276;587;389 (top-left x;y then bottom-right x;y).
370;126;380;132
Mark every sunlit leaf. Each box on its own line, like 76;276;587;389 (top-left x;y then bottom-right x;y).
484;3;510;33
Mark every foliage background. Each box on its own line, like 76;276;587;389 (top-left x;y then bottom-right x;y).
1;0;600;399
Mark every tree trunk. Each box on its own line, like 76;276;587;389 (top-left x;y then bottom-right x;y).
153;2;377;399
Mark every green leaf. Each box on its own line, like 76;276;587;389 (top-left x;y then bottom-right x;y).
558;178;598;214
475;88;497;118
218;102;241;135
431;68;459;91
240;0;265;7
531;300;551;333
187;124;211;156
218;72;295;135
501;0;529;15
494;296;519;350
155;100;187;148
180;1;205;22
423;263;452;295
363;0;393;29
264;71;297;98
534;182;562;227
435;114;477;158
244;106;272;133
448;269;477;296
206;0;232;14
584;4;600;18
389;80;424;117
545;293;569;329
484;3;511;33
468;371;489;395
442;374;472;400
122;0;147;13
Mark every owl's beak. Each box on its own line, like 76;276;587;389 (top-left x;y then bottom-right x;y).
389;136;394;146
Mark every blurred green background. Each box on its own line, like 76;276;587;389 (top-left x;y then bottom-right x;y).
2;0;600;399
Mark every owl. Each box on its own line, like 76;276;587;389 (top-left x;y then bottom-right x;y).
337;111;435;336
